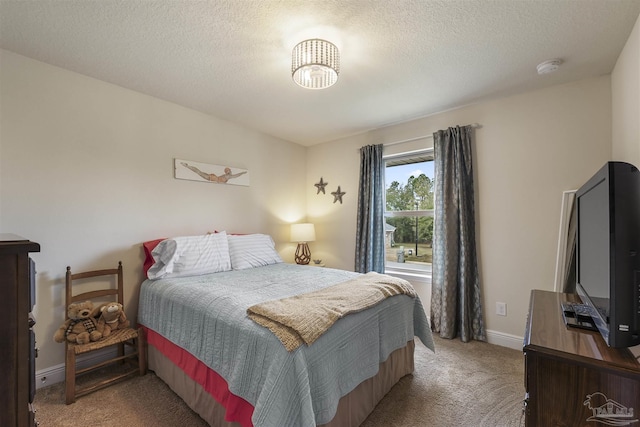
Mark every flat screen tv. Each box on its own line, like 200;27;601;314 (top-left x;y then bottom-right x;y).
575;161;640;348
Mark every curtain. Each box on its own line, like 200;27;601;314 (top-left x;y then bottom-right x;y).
431;125;486;342
355;144;385;273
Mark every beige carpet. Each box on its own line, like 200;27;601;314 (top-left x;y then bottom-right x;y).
34;335;525;426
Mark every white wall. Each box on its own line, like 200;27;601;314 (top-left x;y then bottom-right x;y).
307;76;612;344
612;13;640;162
0;50;307;373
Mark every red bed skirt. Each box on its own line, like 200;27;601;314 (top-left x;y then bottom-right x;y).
143;326;254;426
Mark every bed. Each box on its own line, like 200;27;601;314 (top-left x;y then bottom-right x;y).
138;232;434;427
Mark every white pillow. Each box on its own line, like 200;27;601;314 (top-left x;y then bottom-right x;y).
147;232;231;279
228;234;283;270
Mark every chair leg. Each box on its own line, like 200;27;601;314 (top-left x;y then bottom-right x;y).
118;342;125;363
65;346;76;405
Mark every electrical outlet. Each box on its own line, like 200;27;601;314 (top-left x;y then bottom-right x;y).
496;302;507;316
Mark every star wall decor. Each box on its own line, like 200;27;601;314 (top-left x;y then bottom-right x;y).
314;177;328;194
331;186;346;204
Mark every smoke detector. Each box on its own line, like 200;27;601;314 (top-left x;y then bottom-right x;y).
537;59;563;75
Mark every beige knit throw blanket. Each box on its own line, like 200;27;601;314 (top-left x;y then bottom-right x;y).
247;272;417;351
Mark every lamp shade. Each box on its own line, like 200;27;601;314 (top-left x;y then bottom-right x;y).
291;223;316;243
291;39;340;90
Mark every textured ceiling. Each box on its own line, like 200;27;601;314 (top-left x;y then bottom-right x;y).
1;0;639;146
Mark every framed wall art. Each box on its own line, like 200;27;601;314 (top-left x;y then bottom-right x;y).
174;159;250;187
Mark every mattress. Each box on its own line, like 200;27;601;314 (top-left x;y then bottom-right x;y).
138;263;434;426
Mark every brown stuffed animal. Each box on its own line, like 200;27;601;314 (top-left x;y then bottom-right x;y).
53;300;103;344
95;302;130;337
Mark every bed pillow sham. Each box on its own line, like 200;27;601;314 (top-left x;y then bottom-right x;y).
147;232;232;279
228;233;283;270
143;238;166;277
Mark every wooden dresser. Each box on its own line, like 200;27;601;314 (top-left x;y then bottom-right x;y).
523;289;640;426
0;235;40;427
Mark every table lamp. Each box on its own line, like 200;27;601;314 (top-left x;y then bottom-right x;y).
290;223;315;265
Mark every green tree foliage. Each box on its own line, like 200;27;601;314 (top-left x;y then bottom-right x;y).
409;174;434;209
386;170;434;245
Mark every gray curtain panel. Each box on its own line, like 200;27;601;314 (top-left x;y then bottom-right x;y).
355;144;385;273
431;125;486;342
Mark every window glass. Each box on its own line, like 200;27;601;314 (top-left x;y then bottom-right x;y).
384;150;434;275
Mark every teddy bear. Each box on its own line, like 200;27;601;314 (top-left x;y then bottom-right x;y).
94;302;130;337
53;300;103;344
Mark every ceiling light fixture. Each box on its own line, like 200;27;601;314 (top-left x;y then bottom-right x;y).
537;58;563;75
291;39;340;90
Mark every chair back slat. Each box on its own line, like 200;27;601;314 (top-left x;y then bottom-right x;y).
70;268;119;280
71;289;119;304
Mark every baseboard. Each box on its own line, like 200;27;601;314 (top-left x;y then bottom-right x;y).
36;347;117;389
485;329;524;350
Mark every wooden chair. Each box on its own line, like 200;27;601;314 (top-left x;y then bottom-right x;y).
64;261;146;404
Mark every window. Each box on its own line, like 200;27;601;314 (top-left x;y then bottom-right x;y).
384;149;434;276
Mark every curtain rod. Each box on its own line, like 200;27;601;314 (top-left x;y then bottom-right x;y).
383;123;481;147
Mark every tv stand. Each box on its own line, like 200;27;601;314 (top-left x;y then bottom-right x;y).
523;290;640;426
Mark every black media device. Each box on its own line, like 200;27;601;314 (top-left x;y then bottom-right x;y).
561;301;598;331
574;161;640;348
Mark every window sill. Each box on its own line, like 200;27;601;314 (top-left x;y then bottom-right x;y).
385;262;431;283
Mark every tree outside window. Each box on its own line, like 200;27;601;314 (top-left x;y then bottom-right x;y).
384;152;434;273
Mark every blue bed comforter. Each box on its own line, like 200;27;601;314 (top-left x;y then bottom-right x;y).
139;263;434;427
